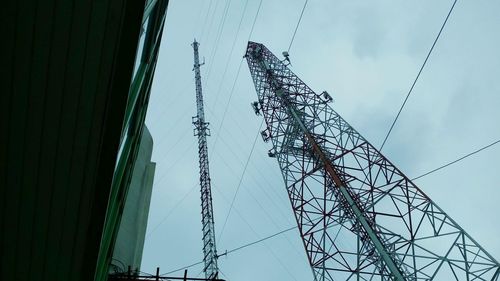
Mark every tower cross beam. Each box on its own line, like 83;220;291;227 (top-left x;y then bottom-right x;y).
288;95;405;280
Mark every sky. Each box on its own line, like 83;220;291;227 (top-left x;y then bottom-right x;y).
141;1;500;280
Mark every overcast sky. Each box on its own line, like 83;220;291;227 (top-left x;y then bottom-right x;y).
141;1;500;280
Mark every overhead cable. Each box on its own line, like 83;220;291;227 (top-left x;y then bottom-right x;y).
217;225;297;258
209;0;250;111
200;0;220;44
217;120;264;243
199;0;214;40
161;225;297;276
379;0;458;151
161;260;205;276
287;0;309;53
412;138;500;181
247;0;263;42
205;0;232;80
145;183;198;238
210;0;263;152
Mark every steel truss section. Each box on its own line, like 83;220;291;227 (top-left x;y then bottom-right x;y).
244;41;500;281
192;40;218;280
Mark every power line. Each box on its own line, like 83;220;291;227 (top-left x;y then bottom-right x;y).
209;0;250;113
200;0;220;44
210;0;263;153
379;0;458;151
199;0;215;41
205;0;232;80
145;182;198;238
217;120;264;243
193;0;209;37
209;59;243;153
204;107;294;224
149;80;193;125
202;105;293;222
218;225;297;258
412;138;500;181
161;260;205;276
217;269;230;281
210;183;299;281
208;128;297;272
153;140;197;188
247;0;263;42
208;128;304;259
162;225;297;276
156;123;191;154
287;0;309;53
214;130;295;225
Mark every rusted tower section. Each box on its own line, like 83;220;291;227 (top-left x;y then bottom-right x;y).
245;41;500;281
191;39;218;280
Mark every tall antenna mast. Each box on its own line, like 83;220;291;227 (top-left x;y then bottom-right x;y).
191;39;219;280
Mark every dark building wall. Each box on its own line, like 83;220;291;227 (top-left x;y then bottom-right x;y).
0;0;168;280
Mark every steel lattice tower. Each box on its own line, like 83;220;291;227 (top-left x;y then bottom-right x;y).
191;39;218;280
245;41;500;281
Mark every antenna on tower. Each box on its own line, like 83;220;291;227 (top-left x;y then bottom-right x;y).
191;39;219;280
